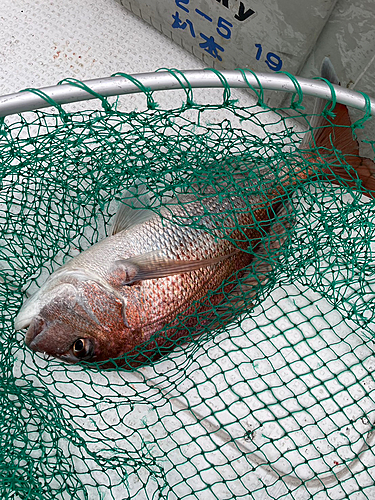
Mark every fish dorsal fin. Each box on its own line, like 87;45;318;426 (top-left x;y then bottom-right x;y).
110;185;155;236
111;250;237;285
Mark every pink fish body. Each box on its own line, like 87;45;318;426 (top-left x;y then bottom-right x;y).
15;186;275;366
14;59;375;367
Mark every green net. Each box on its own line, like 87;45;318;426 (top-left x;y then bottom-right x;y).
1;71;375;499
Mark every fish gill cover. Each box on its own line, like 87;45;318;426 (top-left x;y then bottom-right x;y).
1;69;375;499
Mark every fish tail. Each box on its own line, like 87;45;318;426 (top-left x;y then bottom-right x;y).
303;57;375;197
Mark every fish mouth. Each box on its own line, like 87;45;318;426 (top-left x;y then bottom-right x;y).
24;316;89;364
56;353;81;364
25;316;45;350
24;317;79;364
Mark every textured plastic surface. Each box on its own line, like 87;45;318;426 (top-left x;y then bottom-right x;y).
0;0;204;109
118;0;336;76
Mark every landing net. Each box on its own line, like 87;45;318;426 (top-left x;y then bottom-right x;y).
1;70;375;499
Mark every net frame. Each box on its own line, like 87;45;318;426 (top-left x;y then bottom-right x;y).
0;69;374;118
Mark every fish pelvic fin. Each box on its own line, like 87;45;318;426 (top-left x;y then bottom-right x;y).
302;58;375;198
110;250;239;286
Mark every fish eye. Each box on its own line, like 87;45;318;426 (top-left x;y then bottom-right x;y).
72;338;94;360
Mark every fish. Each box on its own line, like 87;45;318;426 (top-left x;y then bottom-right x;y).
14;59;375;368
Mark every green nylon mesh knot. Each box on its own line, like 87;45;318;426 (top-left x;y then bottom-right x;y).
111;73;159;110
276;72;305;111
1;71;375;499
236;68;265;108
156;68;196;109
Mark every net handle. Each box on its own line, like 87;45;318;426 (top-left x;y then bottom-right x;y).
0;69;373;117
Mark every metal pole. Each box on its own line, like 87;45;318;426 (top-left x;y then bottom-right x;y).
0;70;373;117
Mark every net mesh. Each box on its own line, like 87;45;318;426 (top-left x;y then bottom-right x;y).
1;71;375;499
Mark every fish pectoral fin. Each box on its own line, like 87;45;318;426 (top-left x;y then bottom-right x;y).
110;185;155;235
112;250;235;285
